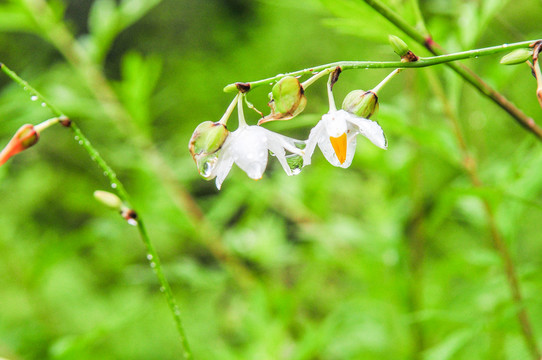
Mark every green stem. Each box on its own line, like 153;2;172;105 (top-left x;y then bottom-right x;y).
357;0;542;140
20;0;255;288
224;40;536;91
425;54;541;360
327;73;337;111
371;68;401;94
0;63;193;359
218;94;240;125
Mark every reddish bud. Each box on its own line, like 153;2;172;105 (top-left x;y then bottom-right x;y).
0;124;39;166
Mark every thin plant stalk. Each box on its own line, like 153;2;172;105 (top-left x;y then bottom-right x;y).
224;40;537;93
357;0;542;140
20;0;255;287
424;68;541;360
0;63;194;360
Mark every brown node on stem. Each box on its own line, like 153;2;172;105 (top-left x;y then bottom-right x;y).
330;66;342;90
59;116;72;127
401;51;419;62
235;82;251;93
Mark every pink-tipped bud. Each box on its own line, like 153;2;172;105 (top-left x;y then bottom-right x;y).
0;124;39;166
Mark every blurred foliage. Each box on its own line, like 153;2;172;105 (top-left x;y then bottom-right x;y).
1;0;542;359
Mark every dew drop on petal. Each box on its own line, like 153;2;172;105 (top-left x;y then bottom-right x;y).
30;95;38;101
286;154;304;175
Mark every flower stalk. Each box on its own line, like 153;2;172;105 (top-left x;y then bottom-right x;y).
0;63;193;359
224;40;537;93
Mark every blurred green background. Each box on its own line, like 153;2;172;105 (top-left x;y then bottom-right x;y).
1;0;542;359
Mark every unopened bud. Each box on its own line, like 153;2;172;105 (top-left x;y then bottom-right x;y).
258;77;307;124
0;124;39;166
389;35;409;57
272;76;306;114
189;121;228;157
93;190;123;210
389;35;418;62
342;90;379;119
188;121;229;179
500;49;533;65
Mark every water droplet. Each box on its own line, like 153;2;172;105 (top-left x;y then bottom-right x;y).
150;262;156;268
127;218;138;226
111;183;117;189
41;102;46;107
197;153;218;179
30;95;38;101
74;136;79;141
103;171;108;176
147;254;153;260
503;43;509;48
286;154;304;175
78;140;83;145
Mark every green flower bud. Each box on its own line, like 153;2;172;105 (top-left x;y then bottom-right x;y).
272;76;306;114
189;121;229;158
93;190;123;210
389;35;409;57
258;77;307;124
342;90;379;119
500;49;533;65
188;121;229;179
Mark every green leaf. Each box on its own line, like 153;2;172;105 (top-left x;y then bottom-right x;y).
116;52;163;135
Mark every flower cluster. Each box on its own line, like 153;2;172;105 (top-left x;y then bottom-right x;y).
189;70;393;189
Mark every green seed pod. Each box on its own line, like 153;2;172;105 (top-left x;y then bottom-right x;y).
272;76;306;115
188;121;229;158
500;49;533;65
389;35;410;57
188;121;229;179
342;90;379;119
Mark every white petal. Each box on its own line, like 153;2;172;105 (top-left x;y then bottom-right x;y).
344;111;387;149
303;120;324;167
322;111;348;138
214;139;235;190
231;127;269;180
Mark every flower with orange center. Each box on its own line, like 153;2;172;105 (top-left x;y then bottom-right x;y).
303;80;387;168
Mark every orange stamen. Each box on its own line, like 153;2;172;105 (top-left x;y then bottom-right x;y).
330;133;347;164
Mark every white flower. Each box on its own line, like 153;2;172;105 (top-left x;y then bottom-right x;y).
303;79;387;168
213;125;304;189
209;95;304;190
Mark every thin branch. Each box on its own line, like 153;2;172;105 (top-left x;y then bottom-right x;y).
424;69;541;360
358;0;542;140
20;0;255;286
1;63;194;360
